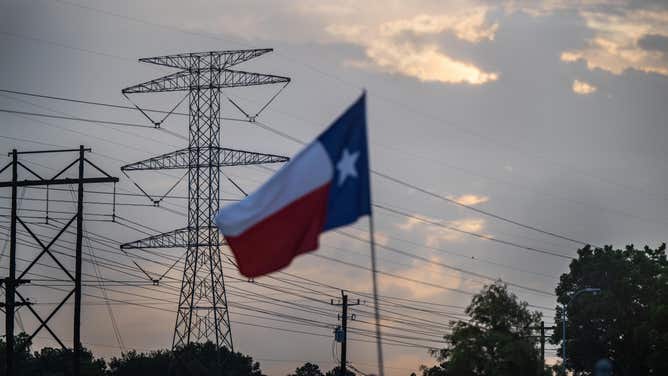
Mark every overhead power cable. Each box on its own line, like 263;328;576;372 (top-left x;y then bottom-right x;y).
374;203;571;260
334;229;554;296
0;89;564;338
7;2;668;216
0;87;596;248
371;170;590;246
249;137;591;250
50;0;659;208
0;108;155;128
221;173;557;302
0;88;252;124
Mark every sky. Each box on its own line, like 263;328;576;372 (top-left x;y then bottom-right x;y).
1;0;667;374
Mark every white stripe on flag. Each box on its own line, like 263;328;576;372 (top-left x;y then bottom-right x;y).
214;141;333;236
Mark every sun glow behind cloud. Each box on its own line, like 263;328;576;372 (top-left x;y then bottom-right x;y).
326;8;499;85
448;194;490;206
398;214;487;246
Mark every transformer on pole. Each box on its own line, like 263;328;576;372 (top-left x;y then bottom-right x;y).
119;50;290;351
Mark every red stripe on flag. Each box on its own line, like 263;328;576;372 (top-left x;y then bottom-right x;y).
225;183;331;278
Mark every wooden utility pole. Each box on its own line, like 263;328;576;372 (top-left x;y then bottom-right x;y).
332;291;360;376
527;321;555;373
540;320;546;365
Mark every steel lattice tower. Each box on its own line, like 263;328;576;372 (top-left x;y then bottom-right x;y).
119;50;290;350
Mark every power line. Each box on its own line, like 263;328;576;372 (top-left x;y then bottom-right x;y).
371;170;591;246
3;223;532;356
7;217;472;334
0;85;616;249
51;0;658;208
2;216;460;356
0;88;448;356
344;225;560;280
0;88;251;124
13;214;550;318
4;85;664;234
0;88;612;262
0;108;155;129
334;230;554;296
0;95;568;354
374;203;571;260
6;4;668;228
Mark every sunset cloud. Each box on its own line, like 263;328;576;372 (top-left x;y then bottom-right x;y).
377;12;498;43
448;194;489;206
572;79;597;95
559;8;668;76
379;256;465;299
398;214;486;246
326;8;499;84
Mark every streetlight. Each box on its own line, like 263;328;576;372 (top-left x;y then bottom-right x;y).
562;287;601;371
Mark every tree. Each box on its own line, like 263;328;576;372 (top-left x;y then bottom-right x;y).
32;347;107;376
423;282;548;376
109;342;264;376
552;244;668;375
0;333;37;375
1;335;266;375
325;366;355;376
289;362;324;376
0;333;106;376
108;349;171;376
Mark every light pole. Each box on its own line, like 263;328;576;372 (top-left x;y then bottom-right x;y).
562;287;601;371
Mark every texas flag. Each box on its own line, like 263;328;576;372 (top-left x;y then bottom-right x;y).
214;94;371;278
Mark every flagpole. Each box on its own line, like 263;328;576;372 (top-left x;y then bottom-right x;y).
368;211;385;376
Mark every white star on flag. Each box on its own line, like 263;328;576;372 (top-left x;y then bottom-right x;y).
336;148;360;186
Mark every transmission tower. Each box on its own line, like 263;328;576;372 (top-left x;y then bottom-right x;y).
119;50;290;350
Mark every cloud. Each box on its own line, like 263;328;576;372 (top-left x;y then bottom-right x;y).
377;12;498;43
448;194;489;206
559;8;668;76
397;215;486;246
494;1;668;78
325;8;499;84
379;256;465;299
162;1;668;83
572;79;597;95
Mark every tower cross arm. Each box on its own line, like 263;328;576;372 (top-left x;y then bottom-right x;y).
120;147;289;171
122;69;290;94
138;49;274;70
220;69;290;88
120;227;226;249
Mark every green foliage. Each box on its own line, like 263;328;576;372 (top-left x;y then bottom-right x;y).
552;244;668;375
288;362;325;376
423;282;548;376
